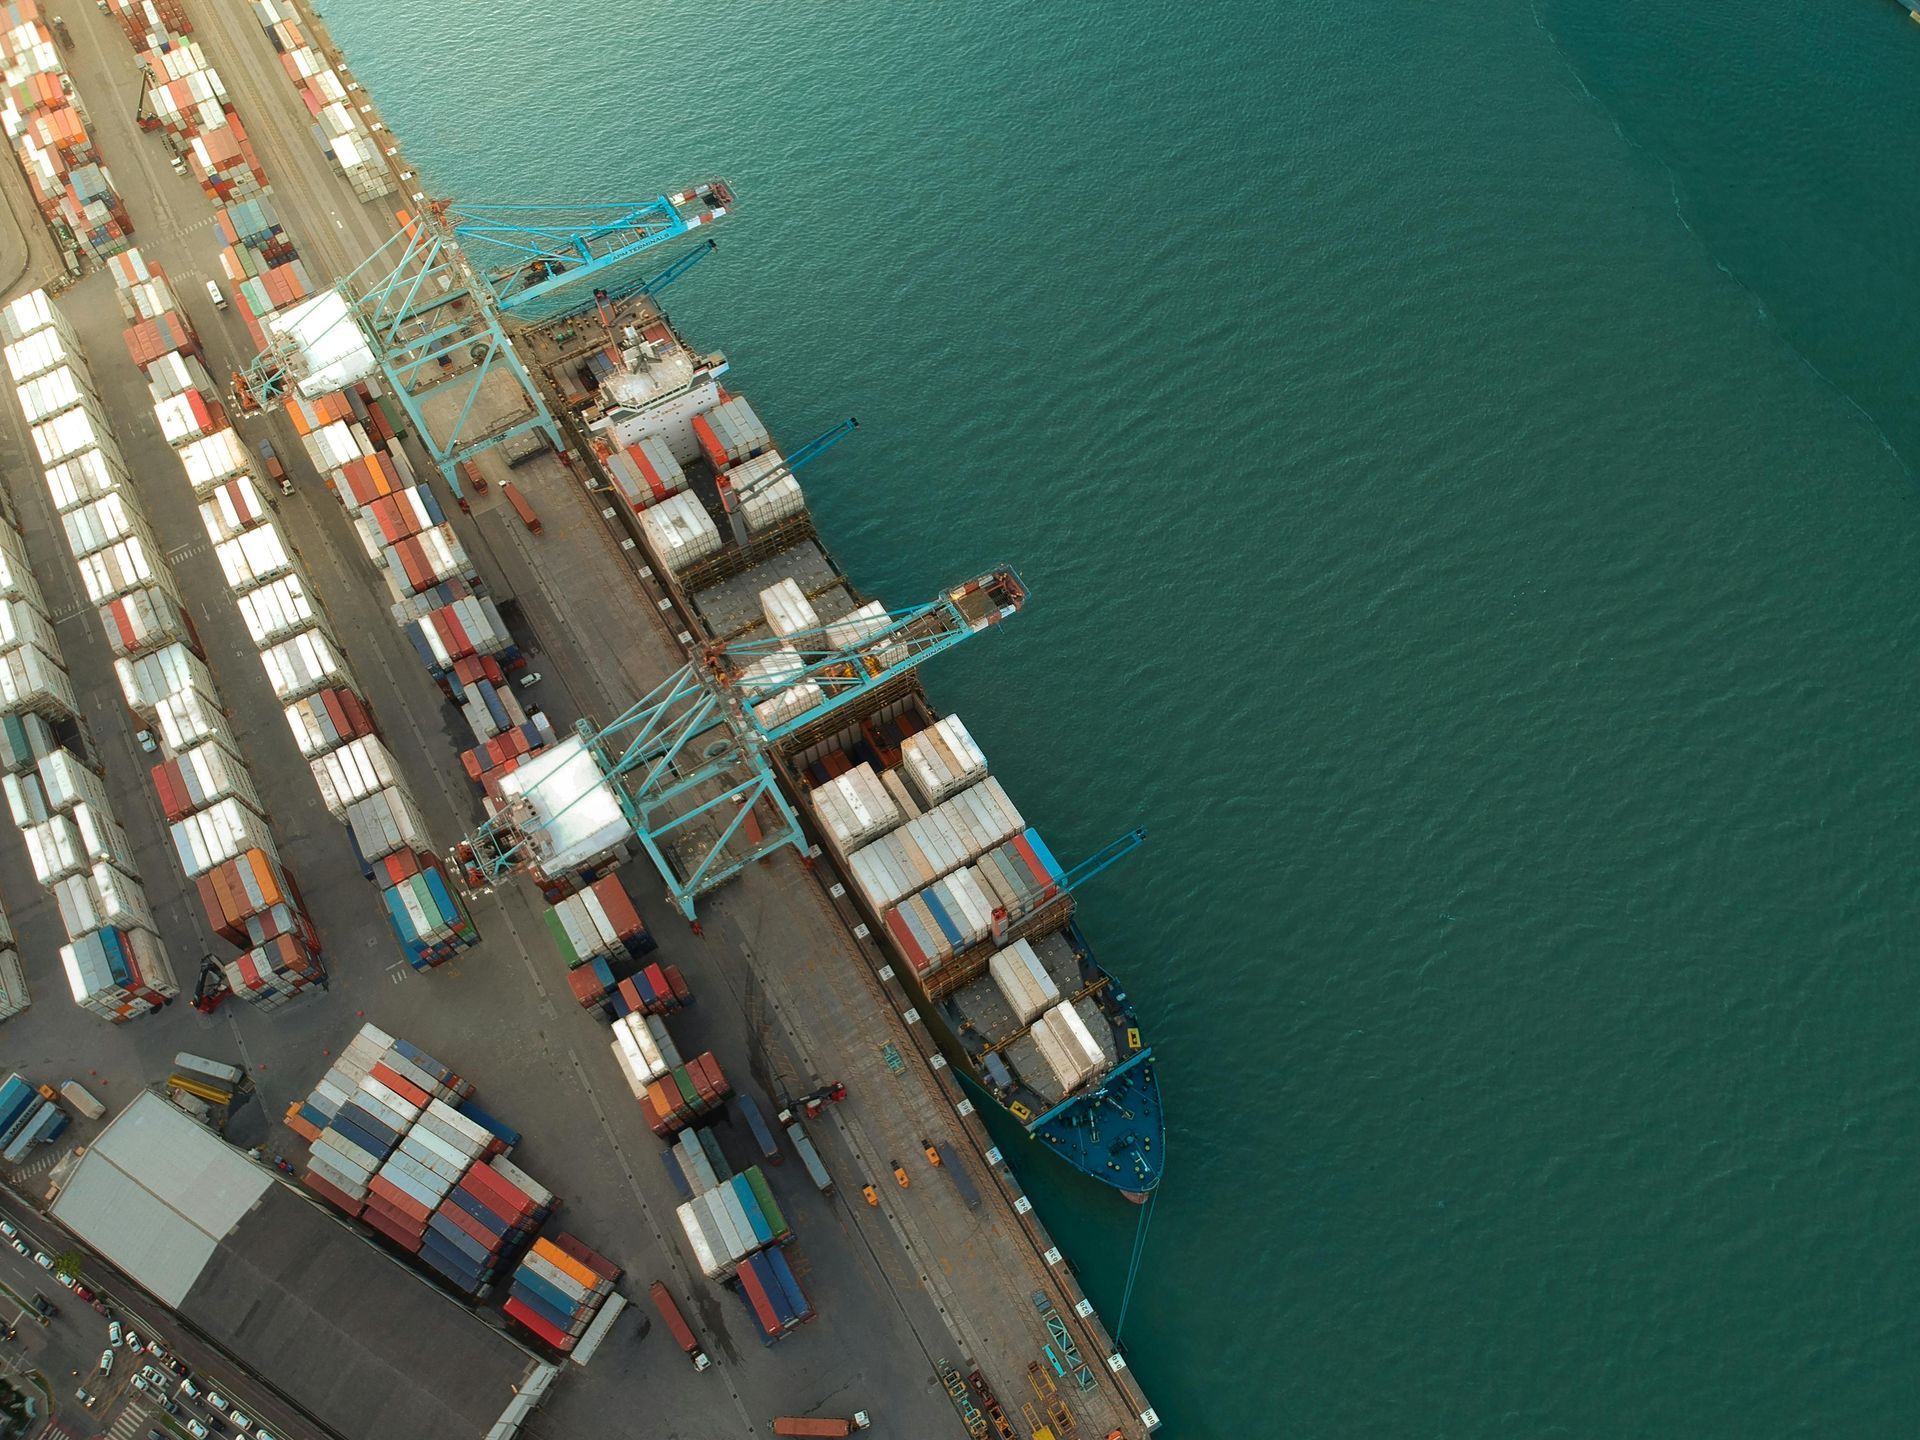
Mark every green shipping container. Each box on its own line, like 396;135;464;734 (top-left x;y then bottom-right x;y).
671;1068;699;1113
542;907;580;967
742;1166;787;1239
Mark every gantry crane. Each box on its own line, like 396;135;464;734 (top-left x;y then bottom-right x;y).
988;827;1148;944
462;568;1029;919
231;186;733;496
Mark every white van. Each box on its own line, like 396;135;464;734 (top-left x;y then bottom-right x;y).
206;280;227;310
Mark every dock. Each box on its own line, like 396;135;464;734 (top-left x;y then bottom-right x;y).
0;1;1161;1437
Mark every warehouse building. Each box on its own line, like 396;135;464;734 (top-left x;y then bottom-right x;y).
50;1091;554;1439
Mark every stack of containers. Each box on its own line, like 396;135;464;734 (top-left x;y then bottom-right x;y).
0;15;132;259
988;938;1062;1024
274;381;555;812
635;491;721;577
6;271;321;1010
289;1024;564;1298
844;777;1025;912
544;874;655;977
596;434;686;514
372;849;475;969
1027;1001;1106;1095
638;1051;731;1139
899;713;989;806
125;27;272;207
663;1126;727;1198
243;0;396;199
0;897;25;1021
605;961;692;1024
675;1168;810;1341
106;0;191;49
503;1235;621;1353
0;294;172;1021
110;258;473;984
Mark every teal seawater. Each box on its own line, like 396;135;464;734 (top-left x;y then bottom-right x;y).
318;0;1920;1432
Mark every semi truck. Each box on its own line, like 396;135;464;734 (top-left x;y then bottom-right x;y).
771;1415;871;1437
648;1281;710;1371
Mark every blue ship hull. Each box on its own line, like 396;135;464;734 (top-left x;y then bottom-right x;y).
943;921;1165;1198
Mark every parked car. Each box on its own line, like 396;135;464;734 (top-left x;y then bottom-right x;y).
97;1348;113;1375
31;1251;51;1268
108;1321;121;1345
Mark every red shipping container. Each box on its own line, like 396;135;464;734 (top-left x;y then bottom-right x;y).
303;1170;364;1217
616;978;642;1014
367;1176;432;1225
644;963;675;1007
665;965;692;1004
590;875;642;941
459;1159;534;1222
362;1204;424;1251
368;1061;431;1111
502;1296;572;1351
566;966;604;1008
736;1258;783;1337
885;910;930;973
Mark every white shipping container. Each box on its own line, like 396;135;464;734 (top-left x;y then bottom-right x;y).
343;785;427;861
308;735;397;817
30;399;114;467
236;575;323;647
76;538;170;606
155;688;236;755
22;813;84;884
73;803;138;871
810;763;901;852
115;642;212;715
44;447;128;514
260;629;347;701
16;365;91;423
0;645;75;718
635;491;721;574
62;494;149;560
2;771;48;826
178;430;253;493
176;741;261;814
145;350;215;404
901;713;989;807
0;290;64;346
4;326;73;382
0;949;27;1020
90;861;154;933
154;391;221;445
989;938;1060;1024
216;524;293;589
758;577;819;640
0;712;55;775
170;798;274;877
0;598;59;659
198;475;270;542
677;1200;726;1279
37;747;107;815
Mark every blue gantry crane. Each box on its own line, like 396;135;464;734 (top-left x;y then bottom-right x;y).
449;186;734;319
988;826;1147;943
718;417;860;545
233;185;734;496
463;568;1029;919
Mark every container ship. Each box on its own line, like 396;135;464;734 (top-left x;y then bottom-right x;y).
503;303;1168;1200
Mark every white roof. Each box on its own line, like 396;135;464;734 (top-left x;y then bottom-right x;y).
265;290;378;398
49;1091;271;1305
495;734;629;873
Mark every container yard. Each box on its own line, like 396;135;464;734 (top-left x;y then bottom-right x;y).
0;0;1163;1435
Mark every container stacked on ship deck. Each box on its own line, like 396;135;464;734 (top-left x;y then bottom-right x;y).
0;10;132;260
803;704;1109;1102
242;0;395;199
287;1023;586;1307
0;293;173;1022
